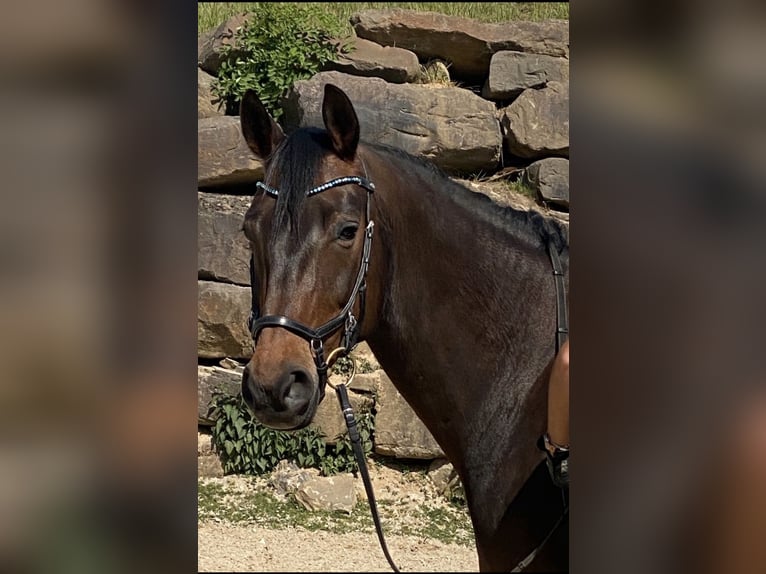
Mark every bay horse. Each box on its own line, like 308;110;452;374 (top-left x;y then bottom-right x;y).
238;84;569;572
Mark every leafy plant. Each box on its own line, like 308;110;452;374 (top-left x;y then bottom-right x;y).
210;392;374;476
211;3;353;118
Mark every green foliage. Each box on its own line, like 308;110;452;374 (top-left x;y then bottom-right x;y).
210;392;374;476
211;3;353;118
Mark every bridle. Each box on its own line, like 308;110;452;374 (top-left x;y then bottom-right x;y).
247;174;376;399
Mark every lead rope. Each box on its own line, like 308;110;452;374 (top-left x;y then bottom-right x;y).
326;354;401;573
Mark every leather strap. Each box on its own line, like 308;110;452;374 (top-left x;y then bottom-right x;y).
547;242;569;353
336;383;400;573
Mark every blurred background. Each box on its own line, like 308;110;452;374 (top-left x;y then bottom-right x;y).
573;1;766;573
0;1;198;573
0;1;763;573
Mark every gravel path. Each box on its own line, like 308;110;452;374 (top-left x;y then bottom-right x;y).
198;461;480;572
198;522;479;572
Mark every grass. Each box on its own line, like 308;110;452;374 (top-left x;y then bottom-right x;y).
507;178;540;200
416;59;458;86
199;2;569;37
400;505;475;546
198;478;375;532
198;473;474;546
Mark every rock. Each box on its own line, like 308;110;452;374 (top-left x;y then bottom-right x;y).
219;357;245;372
283;71;501;175
350;342;380;372
294;473;357;514
351;9;568;81
198;116;265;187
325;37;420;83
374;371;444;459
525;157;569;209
198;281;252;361
499;81;569;159
198;68;224;118
310;390;374;445
198;432;214;456
198;192;253;285
198;190;254;214
269;460;320;496
428;458;461;497
482;51;569;100
348;372;379;395
198;365;242;425
198;454;224;478
198;13;249;75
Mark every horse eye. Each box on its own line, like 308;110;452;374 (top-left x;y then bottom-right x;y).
338;223;358;241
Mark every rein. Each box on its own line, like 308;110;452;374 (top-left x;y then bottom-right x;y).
548;242;569;354
247;173;568;572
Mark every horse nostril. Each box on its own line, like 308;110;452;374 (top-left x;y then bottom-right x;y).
290;369;311;389
279;368;314;412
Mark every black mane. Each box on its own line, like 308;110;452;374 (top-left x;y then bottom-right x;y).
265;127;334;233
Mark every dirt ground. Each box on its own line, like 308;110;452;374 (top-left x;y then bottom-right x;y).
198;462;480;573
198;522;479;572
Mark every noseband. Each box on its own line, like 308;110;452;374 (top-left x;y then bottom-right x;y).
247;175;376;398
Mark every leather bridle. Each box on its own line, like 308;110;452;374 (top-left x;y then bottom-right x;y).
247;175;376;399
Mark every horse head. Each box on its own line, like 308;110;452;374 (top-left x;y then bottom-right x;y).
238;85;378;430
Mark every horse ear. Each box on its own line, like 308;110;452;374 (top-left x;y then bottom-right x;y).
240;89;285;160
322;84;359;160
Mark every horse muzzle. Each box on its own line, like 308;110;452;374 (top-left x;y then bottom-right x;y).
241;363;320;430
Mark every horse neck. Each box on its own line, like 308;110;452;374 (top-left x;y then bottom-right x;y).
362;148;563;529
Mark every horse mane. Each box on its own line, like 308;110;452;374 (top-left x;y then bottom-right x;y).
369;143;570;261
264;127;334;237
265;127;569;261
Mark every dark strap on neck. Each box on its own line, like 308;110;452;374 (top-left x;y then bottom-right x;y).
547;242;568;353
